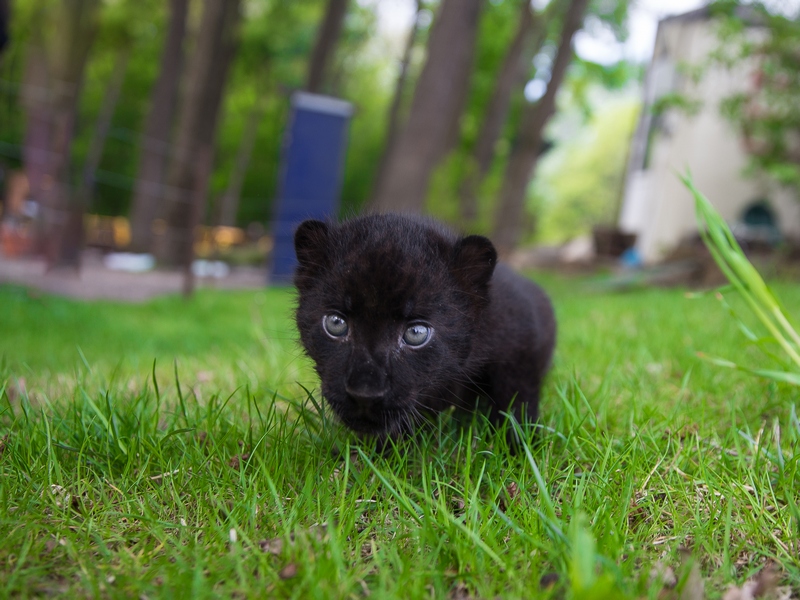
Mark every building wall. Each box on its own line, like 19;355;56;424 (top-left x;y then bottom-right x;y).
619;14;800;263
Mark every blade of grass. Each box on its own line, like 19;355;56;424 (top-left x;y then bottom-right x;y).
683;172;800;377
696;353;800;385
355;446;423;524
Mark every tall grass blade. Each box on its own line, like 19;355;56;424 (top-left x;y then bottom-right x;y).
683;173;800;382
696;353;800;385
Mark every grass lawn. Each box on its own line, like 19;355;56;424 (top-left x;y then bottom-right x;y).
0;275;798;598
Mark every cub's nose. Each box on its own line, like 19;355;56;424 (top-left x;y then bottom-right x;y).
345;366;387;406
345;385;386;407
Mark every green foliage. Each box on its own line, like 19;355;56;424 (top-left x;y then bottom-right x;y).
95;0;160;49
329;4;389;216
587;0;630;41
211;0;321;224
460;0;526;151
534;96;640;244
713;1;800;192
74;0;166;216
650;92;702;118
567;59;643;119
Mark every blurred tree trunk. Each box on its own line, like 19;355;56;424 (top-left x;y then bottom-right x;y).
128;0;189;253
458;0;545;224
78;45;131;213
371;0;483;213
21;0;101;270
217;97;266;227
370;0;423;203
157;0;241;266
492;0;589;256
21;45;49;223
182;144;213;297
306;0;349;94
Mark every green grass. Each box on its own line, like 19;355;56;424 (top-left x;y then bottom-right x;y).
0;277;798;598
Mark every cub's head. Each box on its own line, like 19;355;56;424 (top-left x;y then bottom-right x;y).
293;214;496;436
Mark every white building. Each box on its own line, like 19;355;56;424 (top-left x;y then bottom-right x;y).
619;7;800;263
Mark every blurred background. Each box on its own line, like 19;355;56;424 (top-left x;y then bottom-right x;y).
0;0;798;297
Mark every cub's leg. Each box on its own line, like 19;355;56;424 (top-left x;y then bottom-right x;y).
486;365;541;425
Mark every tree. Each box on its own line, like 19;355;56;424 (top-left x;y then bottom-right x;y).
21;0;102;269
157;0;242;266
306;0;350;94
77;0;148;223
371;0;483;213
128;0;189;253
491;0;590;256
203;1;304;228
371;0;424;203
217;95;266;227
458;0;547;224
77;46;130;217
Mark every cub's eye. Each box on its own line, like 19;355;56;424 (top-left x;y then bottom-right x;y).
323;314;348;338
403;324;431;347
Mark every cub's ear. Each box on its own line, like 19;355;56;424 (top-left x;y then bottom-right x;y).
451;235;497;292
294;220;330;270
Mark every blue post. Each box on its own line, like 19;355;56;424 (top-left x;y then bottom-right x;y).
270;92;353;284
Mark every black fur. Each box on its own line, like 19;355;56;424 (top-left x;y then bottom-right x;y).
294;214;556;438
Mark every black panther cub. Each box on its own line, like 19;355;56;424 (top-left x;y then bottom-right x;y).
293;214;556;439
